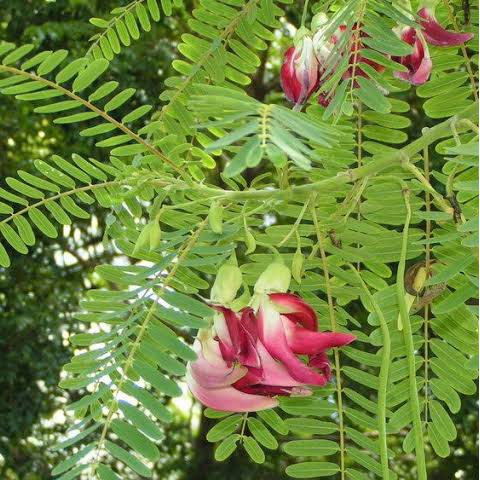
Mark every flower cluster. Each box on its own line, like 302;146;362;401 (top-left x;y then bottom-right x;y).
186;263;355;412
281;5;473;105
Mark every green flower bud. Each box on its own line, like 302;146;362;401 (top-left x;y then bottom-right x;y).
133;222;152;254
254;262;291;294
209;201;223;234
311;12;329;31
245;227;256;254
149;220;162;251
210;263;243;304
292;247;304;284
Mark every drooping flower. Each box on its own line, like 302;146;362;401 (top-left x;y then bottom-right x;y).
255;264;355;387
186;263;356;412
393;5;473;85
393;27;432;85
418;7;474;47
280;29;319;105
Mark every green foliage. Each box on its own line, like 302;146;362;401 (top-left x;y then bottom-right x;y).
0;0;478;479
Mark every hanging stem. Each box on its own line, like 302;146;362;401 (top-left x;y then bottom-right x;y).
301;0;310;27
396;186;428;480
423;146;432;424
311;198;346;480
348;265;390;479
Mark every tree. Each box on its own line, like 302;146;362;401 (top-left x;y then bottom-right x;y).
0;0;477;479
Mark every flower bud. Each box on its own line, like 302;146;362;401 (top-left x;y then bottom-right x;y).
254;262;291;294
149;220;162;250
311;12;329;32
133;222;153;254
292;247;304;284
209;201;223;234
280;35;319;105
211;263;243;304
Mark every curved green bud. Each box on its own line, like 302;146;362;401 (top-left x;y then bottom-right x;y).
210;263;243;304
209;201;223;234
254;262;291;294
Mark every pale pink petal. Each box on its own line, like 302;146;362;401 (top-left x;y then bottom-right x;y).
186;370;279;412
411;55;432;85
189;352;247;389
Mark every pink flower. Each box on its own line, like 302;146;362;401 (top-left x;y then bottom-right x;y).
394;6;473;85
257;293;355;387
186;264;356;412
394;27;432;85
280;35;319;105
418;7;473;47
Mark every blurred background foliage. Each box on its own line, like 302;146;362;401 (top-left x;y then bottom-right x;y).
0;1;477;479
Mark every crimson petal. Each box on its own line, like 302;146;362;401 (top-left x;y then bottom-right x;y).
282;316;356;355
419;7;474;47
269;292;317;331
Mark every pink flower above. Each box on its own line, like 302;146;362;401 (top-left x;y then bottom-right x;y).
394;27;432;85
186;293;355;412
280;37;319;105
394;7;473;85
418;7;474;47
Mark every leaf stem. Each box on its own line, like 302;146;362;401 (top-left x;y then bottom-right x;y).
0;64;187;177
91;220;207;475
397;186;427;480
300;0;310;27
0;180;121;226
442;0;478;101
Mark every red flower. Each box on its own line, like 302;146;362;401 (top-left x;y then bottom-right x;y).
280;36;319;105
394;27;432;85
418;7;473;47
186;264;355;412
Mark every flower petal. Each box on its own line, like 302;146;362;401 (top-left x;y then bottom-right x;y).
269;292;317;330
282;316;356;355
281;47;301;103
419;7;474;46
309;352;331;380
257;299;328;386
189;353;248;389
186;369;279;412
238;308;262;369
212;306;241;364
410;54;432;85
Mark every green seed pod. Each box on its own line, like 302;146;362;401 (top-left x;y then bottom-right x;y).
209;201;223;234
292;247;304;284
